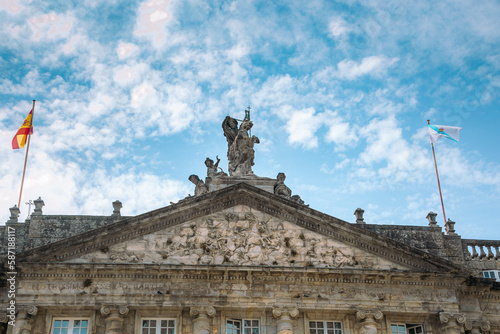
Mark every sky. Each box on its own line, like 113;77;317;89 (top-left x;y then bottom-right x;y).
0;0;499;240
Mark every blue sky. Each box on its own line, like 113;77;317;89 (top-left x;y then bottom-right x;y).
1;0;499;240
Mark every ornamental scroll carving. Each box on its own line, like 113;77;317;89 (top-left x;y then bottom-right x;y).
85;211;360;268
439;312;467;334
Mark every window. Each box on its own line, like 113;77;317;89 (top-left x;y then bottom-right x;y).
391;324;424;334
51;319;88;334
142;319;176;334
226;319;260;334
309;321;343;334
482;270;500;282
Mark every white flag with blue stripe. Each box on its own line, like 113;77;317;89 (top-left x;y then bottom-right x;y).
428;124;462;144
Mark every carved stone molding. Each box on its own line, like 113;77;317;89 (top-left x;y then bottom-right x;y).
272;307;299;334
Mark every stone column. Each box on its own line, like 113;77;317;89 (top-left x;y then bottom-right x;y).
101;305;129;334
272;307;299;334
439;312;466;334
12;306;38;334
356;310;383;334
190;306;216;334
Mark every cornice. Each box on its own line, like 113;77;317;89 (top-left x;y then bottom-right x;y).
15;262;466;289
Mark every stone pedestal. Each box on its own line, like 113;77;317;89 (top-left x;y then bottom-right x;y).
190;306;216;334
272;307;299;334
207;175;276;193
101;305;128;334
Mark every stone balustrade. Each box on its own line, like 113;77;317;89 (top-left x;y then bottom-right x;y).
463;239;500;261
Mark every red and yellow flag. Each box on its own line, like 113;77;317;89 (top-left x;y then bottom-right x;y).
12;109;34;149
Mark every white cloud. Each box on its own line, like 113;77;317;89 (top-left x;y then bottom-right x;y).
283;106;322;149
28;12;74;41
113;62;150;87
328;17;351;38
117;42;139;60
134;0;174;49
337;56;399;80
324;111;358;150
0;0;24;14
357;116;429;182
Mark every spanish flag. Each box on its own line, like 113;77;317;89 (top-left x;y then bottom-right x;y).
12;109;34;149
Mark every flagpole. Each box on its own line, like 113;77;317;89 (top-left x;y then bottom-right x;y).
17;100;36;212
427;119;447;225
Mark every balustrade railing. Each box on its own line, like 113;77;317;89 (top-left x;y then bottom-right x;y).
463;239;500;261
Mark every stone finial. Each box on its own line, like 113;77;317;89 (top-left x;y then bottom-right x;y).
112;200;122;217
32;197;44;215
426;211;438;227
8;205;20;223
354;208;365;224
445;219;456;235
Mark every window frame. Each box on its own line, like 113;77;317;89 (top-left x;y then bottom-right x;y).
140;317;177;334
226;318;260;334
50;317;90;334
390;323;425;334
308;320;344;334
482;270;500;282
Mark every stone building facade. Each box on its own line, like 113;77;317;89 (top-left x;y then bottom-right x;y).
1;115;499;334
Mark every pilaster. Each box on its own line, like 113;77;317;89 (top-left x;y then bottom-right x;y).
272;307;299;334
190;306;216;334
439;312;466;334
101;305;129;334
355;310;383;334
12;305;37;334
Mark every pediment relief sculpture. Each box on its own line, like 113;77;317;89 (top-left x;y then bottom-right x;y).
74;207;402;270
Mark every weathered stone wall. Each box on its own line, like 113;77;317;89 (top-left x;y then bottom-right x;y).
360;224;459;260
0;215;128;255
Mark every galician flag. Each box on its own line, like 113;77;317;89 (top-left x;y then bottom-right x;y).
428;124;462;144
12;109;34;149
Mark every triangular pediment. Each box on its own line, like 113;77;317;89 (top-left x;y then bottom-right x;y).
69;205;406;270
18;183;460;272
